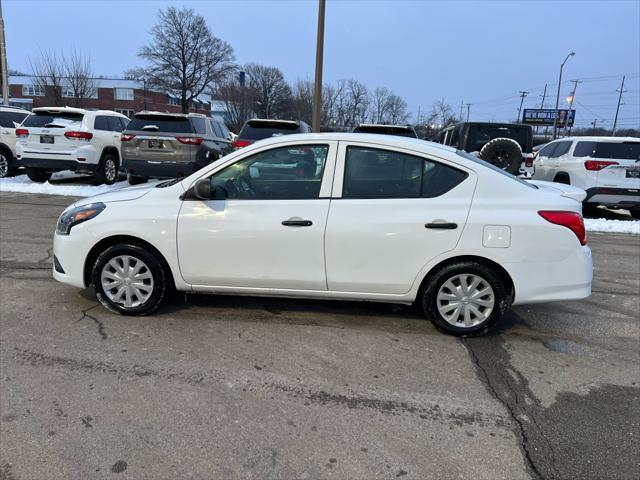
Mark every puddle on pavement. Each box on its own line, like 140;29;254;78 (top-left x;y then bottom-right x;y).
543;338;594;356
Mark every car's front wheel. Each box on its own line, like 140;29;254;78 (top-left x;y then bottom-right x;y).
26;167;52;183
91;243;168;315
0;151;16;178
420;261;509;336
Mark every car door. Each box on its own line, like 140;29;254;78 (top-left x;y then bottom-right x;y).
177;141;337;290
533;142;560;180
324;142;475;295
548;141;572;179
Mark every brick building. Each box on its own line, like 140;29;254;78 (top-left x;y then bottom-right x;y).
6;75;211;117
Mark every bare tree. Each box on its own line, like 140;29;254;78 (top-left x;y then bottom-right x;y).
244;63;292;119
370;87;393;124
137;6;235;113
63;49;96;107
387;94;409;125
289;78;314;125
214;76;257;133
30;49;64;106
430;98;457;127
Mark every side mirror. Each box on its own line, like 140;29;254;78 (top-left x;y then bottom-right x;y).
193;179;212;200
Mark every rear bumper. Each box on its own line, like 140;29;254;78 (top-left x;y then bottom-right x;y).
122;158;202;179
584;187;640;208
15;156;98;173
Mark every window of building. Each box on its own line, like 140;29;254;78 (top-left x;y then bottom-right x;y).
62;85;98;99
167;95;180;106
22;84;45;97
114;88;134;101
115;108;135;118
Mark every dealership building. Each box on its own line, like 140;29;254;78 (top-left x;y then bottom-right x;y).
5;75;211;117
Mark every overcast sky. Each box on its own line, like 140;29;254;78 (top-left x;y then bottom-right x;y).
4;0;639;127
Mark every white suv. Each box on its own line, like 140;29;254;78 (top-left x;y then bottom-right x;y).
532;136;640;218
15;107;129;185
0;106;30;178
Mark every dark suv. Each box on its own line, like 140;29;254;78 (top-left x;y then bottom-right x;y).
353;123;418;138
438;122;533;174
121;112;234;184
234;119;311;148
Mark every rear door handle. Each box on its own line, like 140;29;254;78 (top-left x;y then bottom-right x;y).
282;219;313;227
425;222;458;230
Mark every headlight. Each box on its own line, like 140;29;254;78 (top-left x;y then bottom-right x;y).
56;203;106;235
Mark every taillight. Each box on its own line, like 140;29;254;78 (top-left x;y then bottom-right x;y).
64;131;93;141
539;210;587;246
120;134;135;142
233;139;251;148
584;160;618;171
15;128;28;138
176;136;203;145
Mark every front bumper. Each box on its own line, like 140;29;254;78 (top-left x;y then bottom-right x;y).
16;156;98;174
52;230;93;289
584;187;640;208
122;158;202;179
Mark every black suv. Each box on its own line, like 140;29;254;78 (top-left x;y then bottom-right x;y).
438;122;533;174
234;119;311;148
353;124;418;138
121;112;234;184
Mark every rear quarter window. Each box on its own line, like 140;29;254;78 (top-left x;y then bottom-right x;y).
573;141;596;157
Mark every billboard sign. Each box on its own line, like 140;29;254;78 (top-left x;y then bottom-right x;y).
522;109;575;127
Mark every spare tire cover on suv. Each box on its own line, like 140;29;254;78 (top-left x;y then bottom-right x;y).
479;138;522;174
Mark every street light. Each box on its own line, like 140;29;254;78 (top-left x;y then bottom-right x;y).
552;51;575;140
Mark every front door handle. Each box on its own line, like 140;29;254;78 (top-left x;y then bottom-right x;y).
282;219;313;227
425;222;458;230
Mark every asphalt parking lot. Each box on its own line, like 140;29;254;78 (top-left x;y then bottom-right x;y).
0;191;638;480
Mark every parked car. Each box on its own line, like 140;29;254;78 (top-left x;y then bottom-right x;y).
52;133;592;336
0;106;30;178
353;124;418;138
15;107;129;185
120;112;234;185
532;136;640;218
233;119;311;148
438;122;534;175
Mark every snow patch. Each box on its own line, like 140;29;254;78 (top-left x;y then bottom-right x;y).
0;173;127;198
585;218;640;235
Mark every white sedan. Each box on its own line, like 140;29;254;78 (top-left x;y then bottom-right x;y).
52;133;592;335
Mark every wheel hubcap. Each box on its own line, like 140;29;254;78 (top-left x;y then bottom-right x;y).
100;255;154;308
105;159;116;181
0;154;8;177
436;274;495;328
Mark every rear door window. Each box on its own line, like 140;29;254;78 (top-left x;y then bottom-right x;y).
594;142;640;160
343;146;467;199
191;117;207;135
94;116;110;131
573;141;596;157
127;115;193;133
217;121;230;139
209;120;223;138
23;112;84;128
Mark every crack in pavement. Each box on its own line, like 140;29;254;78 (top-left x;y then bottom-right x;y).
76;304;107;340
462;337;558;480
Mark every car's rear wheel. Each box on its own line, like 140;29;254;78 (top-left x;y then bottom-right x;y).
630;208;640;220
127;173;148;185
91;243;168;315
420;261;509;336
94;154;119;185
26;167;52;183
0;151;16;178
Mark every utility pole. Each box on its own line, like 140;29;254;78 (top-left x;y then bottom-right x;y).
312;0;326;133
465;103;471;122
565;79;581;137
0;0;9;106
591;119;597;130
459;100;464;121
553;52;575;139
612;75;626;136
516;91;528;123
539;84;548;136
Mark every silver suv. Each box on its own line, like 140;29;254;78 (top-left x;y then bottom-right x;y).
120;112;234;185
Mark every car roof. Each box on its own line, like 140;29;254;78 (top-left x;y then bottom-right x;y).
134;111;207;118
243;132;457;153
553;136;640;143
356;123;413;129
245;118;301;127
32;106;87;115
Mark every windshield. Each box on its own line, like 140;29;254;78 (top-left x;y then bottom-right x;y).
0;111;29;127
22;112;84;128
127;115;193;134
456;150;537;189
466;125;530;152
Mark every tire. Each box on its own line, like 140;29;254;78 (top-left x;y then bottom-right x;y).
127;173;148;185
93;153;119;185
0;150;16;178
479;138;523;174
91;243;168;315
26;167;52;183
553;173;570;184
630;208;640;220
419;261;509;336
